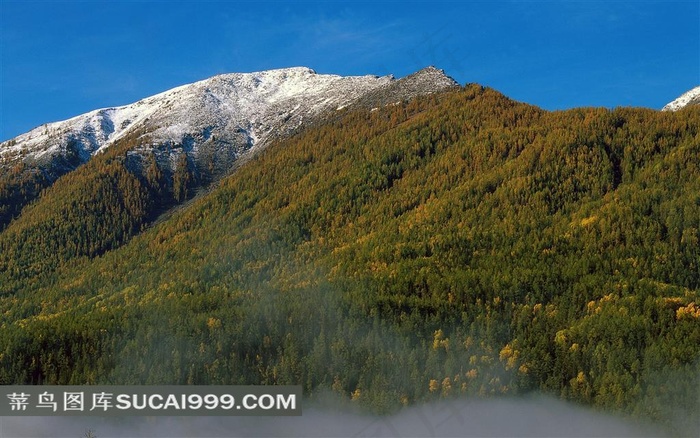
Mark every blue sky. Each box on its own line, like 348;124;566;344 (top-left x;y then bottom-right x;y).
1;1;698;141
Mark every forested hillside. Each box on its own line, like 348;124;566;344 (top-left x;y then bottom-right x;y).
1;85;698;434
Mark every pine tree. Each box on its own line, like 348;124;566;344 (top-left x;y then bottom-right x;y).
173;153;192;202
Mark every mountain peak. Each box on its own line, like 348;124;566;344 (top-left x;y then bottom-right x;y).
662;86;700;111
349;66;459;111
407;66;459;87
0;67;400;166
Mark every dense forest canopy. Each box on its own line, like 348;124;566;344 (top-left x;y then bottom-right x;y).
1;85;698;435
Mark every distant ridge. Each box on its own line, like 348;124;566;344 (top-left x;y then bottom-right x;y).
662;85;700;111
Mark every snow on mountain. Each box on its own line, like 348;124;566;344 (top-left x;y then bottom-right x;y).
0;67;457;176
662;86;700;111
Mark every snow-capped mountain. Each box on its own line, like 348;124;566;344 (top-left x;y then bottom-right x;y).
662;86;700;111
0;67;457;176
0;66;458;230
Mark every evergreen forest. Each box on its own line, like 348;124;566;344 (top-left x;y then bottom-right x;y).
1;85;698;435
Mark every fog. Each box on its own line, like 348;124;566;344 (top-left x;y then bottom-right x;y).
0;394;672;438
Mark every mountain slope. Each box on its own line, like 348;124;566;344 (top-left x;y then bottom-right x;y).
0;68;458;277
1;85;698;433
0;67;458;230
662;85;700;111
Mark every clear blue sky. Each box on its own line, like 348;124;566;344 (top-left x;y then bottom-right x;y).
1;1;698;141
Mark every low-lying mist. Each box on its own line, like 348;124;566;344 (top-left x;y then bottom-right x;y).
1;394;675;438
